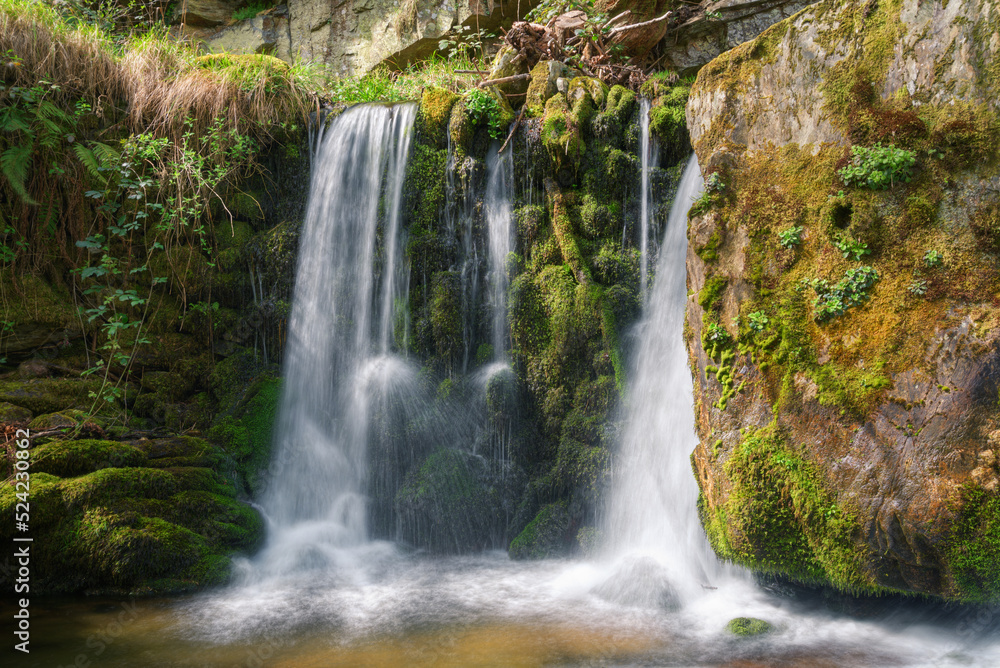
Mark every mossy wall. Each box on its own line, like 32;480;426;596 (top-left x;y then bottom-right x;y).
686;0;1000;602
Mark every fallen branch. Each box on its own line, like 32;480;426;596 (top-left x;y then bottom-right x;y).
455;69;489;74
478;73;531;88
607;11;673;36
498;104;527;154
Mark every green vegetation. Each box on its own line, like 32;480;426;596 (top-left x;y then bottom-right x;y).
778;225;802;248
465;88;505;139
838;143;916;189
231;1;274;22
701;425;872;592
806;266;879;322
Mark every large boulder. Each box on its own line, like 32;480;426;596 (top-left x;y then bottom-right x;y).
685;0;1000;602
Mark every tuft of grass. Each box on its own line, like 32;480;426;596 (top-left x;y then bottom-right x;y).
231;1;273;22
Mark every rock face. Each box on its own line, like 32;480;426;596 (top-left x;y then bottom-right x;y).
200;0;541;74
685;0;1000;601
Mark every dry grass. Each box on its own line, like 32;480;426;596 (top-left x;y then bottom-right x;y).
1;1;312;145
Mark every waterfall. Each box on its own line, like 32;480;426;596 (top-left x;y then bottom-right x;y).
485;143;514;360
254;103;417;574
600;154;717;605
638;98;658;304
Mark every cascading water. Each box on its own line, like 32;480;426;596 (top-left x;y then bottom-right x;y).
485;144;515;360
600;154;721;605
253;103;417;575
638;98;658;304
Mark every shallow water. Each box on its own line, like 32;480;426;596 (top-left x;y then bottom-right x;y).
7;551;1000;667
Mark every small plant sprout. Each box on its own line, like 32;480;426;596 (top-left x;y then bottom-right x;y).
924;249;943;267
705;172;725;194
748;310;769;332
778;226;803;249
705;322;730;342
833;235;870;261
909;278;929;296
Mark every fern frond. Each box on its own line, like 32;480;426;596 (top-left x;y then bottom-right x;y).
1;142;37;205
73;143;102;180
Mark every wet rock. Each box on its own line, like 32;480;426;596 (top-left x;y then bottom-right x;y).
0;401;31;423
726;617;774;636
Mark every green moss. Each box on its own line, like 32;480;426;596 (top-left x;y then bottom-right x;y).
509;500;570;559
418;87;460;147
696;229;722;262
208;376;280;496
945;486;1000;602
542;94;588;177
0;377;104;415
698;275;728;311
396;448;506;553
430;271;462;363
726;617;774;636
702;424;874;593
31;439;146;477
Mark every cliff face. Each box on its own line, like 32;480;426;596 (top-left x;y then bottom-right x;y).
685;0;1000;601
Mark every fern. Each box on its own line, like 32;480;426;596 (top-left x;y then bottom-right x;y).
1;142;37;205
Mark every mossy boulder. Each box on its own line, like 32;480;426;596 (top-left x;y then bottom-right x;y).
31;439;146;477
395;448;517;552
726;617;774;637
0;436;262;594
0;401;31;422
418;87;460;148
509;500;571;559
0;378;102;415
526;60;571;116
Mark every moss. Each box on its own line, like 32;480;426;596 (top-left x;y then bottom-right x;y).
525;60;568;116
541;94;588;177
649;87;689;150
944;486;1000;602
0;377;104;415
579;195;620;240
31;439;146;477
604;85;636;124
430;271;462;363
208;376;280;496
726;617;774;636
418;87;460;147
701;424;874;593
698;275;728;311
696;229;722;262
0;401;31;421
509;499;570;559
396;448;508;552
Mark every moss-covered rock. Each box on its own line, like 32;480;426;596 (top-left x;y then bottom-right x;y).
0;378;102;415
0;436;262;594
509;500;571;559
395;448;516;553
687;0;1000;602
525;60;571;116
32;439;146;477
0;401;31;422
726;617;775;636
418;87;460;148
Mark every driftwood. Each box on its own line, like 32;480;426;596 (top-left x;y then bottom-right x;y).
498;104;527;154
477;73;531;89
607;11;673;36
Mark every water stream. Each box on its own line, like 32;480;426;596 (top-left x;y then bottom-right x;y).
12;105;1000;668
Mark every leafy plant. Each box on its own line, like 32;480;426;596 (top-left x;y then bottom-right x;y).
747;310;769;332
705;172;725;194
705;322;730;343
778;226;803;249
908;278;928;296
833;235;870;261
923;249;943;267
809;266;880;322
837;143;916;190
465;88;504;139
